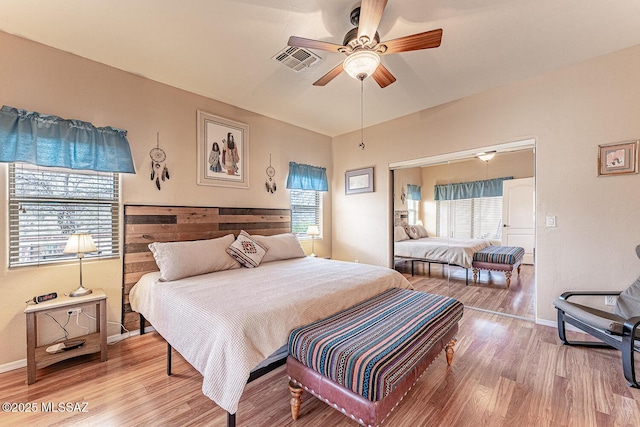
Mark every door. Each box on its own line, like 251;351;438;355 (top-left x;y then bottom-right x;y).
502;177;535;264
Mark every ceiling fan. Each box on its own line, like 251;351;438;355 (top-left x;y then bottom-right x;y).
287;0;443;88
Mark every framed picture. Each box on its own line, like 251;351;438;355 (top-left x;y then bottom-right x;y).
197;110;249;188
345;167;374;195
598;140;639;176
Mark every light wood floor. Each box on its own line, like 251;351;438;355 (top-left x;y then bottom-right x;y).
395;261;536;319
1;304;638;426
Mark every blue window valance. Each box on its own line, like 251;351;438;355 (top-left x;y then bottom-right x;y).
0;105;136;173
434;177;513;201
407;184;422;201
286;161;328;192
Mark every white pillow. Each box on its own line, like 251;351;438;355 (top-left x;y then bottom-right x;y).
251;233;306;263
226;230;268;268
394;226;410;242
149;234;240;281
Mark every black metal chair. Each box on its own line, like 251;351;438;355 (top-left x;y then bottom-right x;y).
554;245;640;388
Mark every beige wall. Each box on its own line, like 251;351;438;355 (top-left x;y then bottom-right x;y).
332;44;640;324
419;150;534;235
0;32;332;366
392;167;422;213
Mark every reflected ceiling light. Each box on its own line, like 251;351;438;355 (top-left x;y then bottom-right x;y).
477;151;496;162
343;50;380;81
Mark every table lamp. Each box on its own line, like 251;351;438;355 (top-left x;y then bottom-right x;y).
64;233;97;297
306;225;320;257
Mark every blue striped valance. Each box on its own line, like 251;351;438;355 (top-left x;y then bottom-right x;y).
286;161;328;192
407;184;421;201
0;105;135;173
434;177;513;201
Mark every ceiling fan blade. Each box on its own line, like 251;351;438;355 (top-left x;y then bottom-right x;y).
372;64;396;88
313;62;345;86
288;36;345;53
357;0;388;43
379;29;443;55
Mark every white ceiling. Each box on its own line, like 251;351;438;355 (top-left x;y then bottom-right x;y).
1;1;640;137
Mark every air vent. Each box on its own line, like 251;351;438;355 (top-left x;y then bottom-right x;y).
272;46;321;72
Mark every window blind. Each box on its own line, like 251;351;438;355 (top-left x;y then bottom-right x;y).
9;163;120;267
437;196;502;240
290;189;322;238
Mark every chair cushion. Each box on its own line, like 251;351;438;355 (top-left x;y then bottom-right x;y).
554;298;625;335
614;275;640;319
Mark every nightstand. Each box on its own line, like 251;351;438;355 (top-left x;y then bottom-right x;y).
24;288;108;384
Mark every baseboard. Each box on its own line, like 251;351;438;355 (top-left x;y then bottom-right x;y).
0;359;26;374
0;327;153;374
536;317;582;333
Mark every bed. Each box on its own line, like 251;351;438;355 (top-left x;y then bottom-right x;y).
122;205;412;426
394;236;498;269
393;219;498;282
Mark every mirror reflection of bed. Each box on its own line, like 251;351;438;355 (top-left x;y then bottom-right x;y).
391;143;535;320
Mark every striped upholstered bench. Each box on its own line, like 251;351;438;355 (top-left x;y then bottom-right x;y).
471;245;525;288
286;288;463;427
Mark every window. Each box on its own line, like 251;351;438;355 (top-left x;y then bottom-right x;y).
437;196;502;240
8;163;120;267
290;189;322;238
407;200;419;225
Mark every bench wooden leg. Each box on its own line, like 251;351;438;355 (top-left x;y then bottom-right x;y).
445;339;457;366
517;265;521;274
472;268;479;283
289;380;303;420
505;271;512;288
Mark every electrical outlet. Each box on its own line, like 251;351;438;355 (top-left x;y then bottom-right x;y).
67;308;82;316
605;296;617;306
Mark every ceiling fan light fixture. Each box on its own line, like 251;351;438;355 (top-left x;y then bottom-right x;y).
477;151;497;162
343;50;380;80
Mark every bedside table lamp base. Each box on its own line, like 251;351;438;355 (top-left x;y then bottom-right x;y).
70;284;92;297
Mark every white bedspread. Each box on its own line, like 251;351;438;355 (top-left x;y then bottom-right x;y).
129;257;411;414
394;237;498;268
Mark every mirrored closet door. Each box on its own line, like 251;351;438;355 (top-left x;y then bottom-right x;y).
391;141;536;320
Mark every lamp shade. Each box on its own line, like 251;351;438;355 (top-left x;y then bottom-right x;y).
63;233;97;255
343;50;380;80
306;225;320;236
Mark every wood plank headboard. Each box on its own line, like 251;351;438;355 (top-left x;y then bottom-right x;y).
121;204;291;332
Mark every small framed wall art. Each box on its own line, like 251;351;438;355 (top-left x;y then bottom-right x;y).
597;140;639;176
345;167;374;195
197;110;249;188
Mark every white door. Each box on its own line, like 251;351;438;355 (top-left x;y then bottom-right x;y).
502;177;535;264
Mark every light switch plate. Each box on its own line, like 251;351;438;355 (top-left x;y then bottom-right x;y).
545;216;556;227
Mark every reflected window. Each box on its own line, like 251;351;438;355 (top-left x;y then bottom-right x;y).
407;200;419;225
436;196;502;239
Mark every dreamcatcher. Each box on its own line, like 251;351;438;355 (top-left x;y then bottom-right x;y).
150;132;170;190
265;154;276;193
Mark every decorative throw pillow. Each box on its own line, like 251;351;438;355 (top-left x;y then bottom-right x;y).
407;226;420;239
414;224;429;238
149;234;240;281
226;230;269;268
251;233;306;263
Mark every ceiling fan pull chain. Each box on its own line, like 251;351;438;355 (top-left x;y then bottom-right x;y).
359;78;365;150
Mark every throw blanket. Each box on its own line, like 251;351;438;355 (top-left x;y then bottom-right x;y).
129;257;411;413
289;288;463;401
394;237;498;268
